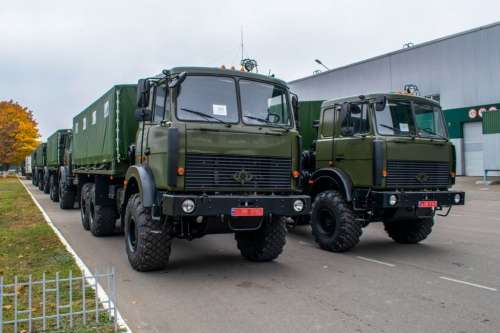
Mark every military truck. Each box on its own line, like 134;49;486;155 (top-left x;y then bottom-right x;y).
23;155;32;180
45;129;75;207
297;93;465;251
72;67;310;271
32;143;48;192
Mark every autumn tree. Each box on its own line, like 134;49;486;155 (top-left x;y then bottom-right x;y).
0;100;40;169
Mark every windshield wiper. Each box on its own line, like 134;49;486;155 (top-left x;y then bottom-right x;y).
181;108;231;127
243;115;289;131
379;124;402;133
419;128;448;141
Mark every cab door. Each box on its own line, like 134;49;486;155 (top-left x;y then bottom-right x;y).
333;102;373;186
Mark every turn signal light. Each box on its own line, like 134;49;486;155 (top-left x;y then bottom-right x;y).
383;169;388;177
450;171;456;177
177;167;185;176
292;170;300;178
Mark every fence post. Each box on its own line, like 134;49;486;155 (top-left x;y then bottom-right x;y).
69;270;73;328
13;276;17;333
0;276;3;333
112;267;118;333
28;274;32;332
56;272;60;329
42;272;46;330
82;274;86;325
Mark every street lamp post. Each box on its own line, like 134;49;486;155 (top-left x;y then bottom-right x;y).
315;59;329;71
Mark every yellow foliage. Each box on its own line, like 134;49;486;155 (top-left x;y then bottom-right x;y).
0;100;40;165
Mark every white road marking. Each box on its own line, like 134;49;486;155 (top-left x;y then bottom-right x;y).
439;276;497;292
356;256;396;267
19;178;133;332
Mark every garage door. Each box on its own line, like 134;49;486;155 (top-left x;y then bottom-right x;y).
463;122;484;176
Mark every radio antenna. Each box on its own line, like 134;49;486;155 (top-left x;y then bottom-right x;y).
240;26;244;60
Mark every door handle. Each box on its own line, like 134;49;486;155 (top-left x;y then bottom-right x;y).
335;155;345;161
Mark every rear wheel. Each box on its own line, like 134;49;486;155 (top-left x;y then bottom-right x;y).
80;183;91;230
43;173;50;194
384;217;434;244
49;174;59;202
124;194;172;271
235;216;287;262
37;172;44;191
88;184;116;237
59;177;75;209
311;190;362;252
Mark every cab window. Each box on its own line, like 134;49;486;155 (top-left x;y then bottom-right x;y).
153;86;167;122
340;103;369;136
320;108;335;137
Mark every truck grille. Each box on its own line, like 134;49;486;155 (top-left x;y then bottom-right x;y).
185;154;292;190
386;160;450;188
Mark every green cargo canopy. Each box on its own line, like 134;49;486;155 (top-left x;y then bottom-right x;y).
34;143;47;167
46;129;71;167
72;85;138;175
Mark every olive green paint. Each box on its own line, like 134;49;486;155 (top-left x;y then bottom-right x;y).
483;110;500;134
46;129;71;168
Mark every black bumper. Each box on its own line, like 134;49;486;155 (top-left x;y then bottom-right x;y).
161;193;310;217
370;190;465;209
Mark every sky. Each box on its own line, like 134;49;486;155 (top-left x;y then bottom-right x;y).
2;0;500;139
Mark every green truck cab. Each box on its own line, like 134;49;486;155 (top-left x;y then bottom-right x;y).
44;129;74;206
298;93;465;251
74;67;310;271
31;143;47;191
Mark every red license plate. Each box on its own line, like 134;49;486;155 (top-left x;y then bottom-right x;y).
418;200;438;208
231;207;264;217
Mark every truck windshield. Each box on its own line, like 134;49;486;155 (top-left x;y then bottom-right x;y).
239;80;291;127
375;99;447;139
176;76;239;123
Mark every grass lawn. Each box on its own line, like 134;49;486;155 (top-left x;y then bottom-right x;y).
0;177;118;332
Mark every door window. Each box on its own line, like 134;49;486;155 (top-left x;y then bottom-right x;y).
340;103;369;136
153;85;167;122
320;108;335;137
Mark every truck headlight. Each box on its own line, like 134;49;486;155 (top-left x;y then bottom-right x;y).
389;194;398;206
293;199;304;212
181;199;195;213
453;193;461;204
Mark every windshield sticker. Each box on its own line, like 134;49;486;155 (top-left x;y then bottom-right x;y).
399;123;409;132
213;104;227;116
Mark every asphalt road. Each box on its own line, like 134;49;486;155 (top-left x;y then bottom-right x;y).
23;179;500;333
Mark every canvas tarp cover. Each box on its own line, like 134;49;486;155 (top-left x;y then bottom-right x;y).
72;85;138;172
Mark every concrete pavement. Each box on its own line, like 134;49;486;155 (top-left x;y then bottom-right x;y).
22;178;500;333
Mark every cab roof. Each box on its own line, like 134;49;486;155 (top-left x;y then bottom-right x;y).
322;93;441;109
169;66;288;87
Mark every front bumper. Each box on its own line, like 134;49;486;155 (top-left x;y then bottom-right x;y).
161;193;310;217
370;190;465;209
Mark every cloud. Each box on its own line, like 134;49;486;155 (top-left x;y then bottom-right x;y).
1;0;499;138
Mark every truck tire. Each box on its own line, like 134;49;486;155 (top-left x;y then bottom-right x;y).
235;216;287;262
311;190;362;252
38;172;44;191
124;193;172;271
59;179;75;209
43;173;50;194
80;183;91;230
88;184;116;237
49;174;59;202
384;217;434;244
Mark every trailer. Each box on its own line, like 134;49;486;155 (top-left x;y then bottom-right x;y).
45;129;73;205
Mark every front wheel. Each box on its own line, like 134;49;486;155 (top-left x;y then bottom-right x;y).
80;183;91;230
384;217;434;244
124;194;172;271
235;216;287;262
311;190;362;252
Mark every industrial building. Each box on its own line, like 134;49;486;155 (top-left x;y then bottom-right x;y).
289;21;500;176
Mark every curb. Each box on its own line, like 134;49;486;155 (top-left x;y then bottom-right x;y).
18;177;132;333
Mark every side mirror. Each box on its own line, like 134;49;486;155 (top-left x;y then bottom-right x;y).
168;72;187;88
341;127;354;137
375;96;387;111
137;79;151;108
134;108;153;122
312;120;320;129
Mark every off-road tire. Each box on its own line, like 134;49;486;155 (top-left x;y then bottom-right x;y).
311;190;362;252
80;183;91;230
384;217;434;244
124;194;172;271
38;172;44;191
88;184;116;237
49;174;59;202
43;173;50;194
235;216;287;262
32;173;37;186
59;178;75;209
